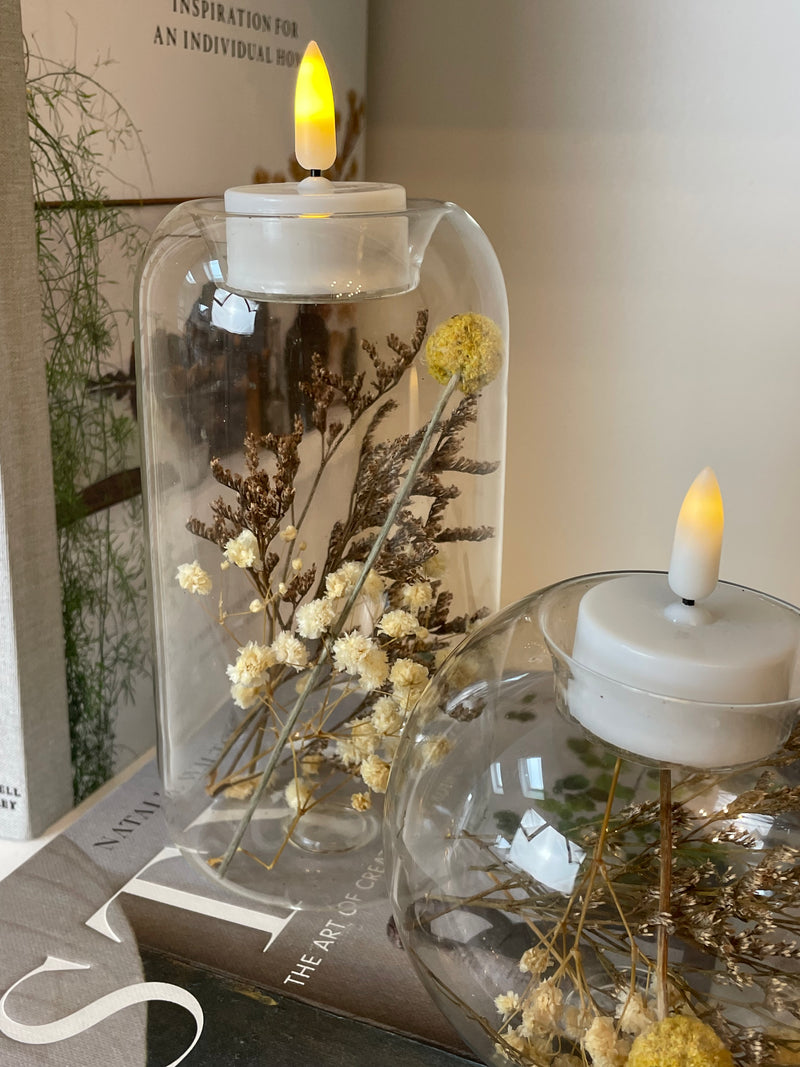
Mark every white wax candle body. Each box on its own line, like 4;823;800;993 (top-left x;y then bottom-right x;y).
567;574;800;767
224;180;410;300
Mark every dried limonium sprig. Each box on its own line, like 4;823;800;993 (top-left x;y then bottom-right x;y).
175;310;504;878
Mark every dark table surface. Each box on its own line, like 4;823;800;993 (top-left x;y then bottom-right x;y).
144;948;482;1067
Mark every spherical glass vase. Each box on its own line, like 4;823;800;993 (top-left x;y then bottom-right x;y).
384;573;800;1066
135;197;507;909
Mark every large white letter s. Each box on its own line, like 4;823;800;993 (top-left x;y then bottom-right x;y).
0;955;203;1066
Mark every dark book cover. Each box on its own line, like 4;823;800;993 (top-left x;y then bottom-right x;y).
0;759;475;1066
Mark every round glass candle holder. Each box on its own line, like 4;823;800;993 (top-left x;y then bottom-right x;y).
384;575;800;1066
135;197;508;909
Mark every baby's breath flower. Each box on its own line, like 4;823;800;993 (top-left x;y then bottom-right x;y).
332;631;375;675
420;736;451;765
220;559;230;571
248;598;265;613
224;529;262;570
350;718;380;760
422;551;446;580
230;682;261;709
335;737;360;767
361;568;386;599
291;557;303;572
284;778;313;813
494;991;521;1016
351;791;372;811
521;979;563;1034
300;753;325;777
582;1015;628;1067
224;780;255;800
295;597;337;640
325;561;363;599
616;990;656;1038
426;312;503;395
278;581;288;595
390;658;429;709
360;754;391;794
357;647;390;691
371;696;404;736
279;524;297;542
627;1016;733;1067
226;641;275;687
519;946;550;976
378;609;419;639
176;561;212;595
401;581;433;613
271;631;308;670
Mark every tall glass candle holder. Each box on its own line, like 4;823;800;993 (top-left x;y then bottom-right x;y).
135;197;508;908
385;575;800;1066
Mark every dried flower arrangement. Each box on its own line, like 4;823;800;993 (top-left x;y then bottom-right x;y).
175;309;503;876
418;722;800;1067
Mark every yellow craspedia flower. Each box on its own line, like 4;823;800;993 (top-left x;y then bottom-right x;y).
627;1016;734;1067
425;312;503;395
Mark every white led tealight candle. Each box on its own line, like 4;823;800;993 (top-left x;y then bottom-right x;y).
224;41;410;301
561;469;800;768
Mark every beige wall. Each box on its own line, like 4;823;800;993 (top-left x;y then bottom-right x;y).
366;1;800;608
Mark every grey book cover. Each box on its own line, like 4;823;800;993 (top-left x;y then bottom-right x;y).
0;758;471;1065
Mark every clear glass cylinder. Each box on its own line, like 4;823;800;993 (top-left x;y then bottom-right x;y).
135;198;508;908
385;574;800;1066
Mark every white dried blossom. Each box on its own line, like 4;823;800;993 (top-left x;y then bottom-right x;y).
271;631;308;670
616;990;655;1038
494;991;521;1016
176;561;212;595
378;609;420;639
350;718;380;760
325;561;363;599
371;696;404;736
390;658;429;709
419;736;451;765
357;647;390;691
291;557;303;572
350;792;372;811
224;780;255;800
401;581;433;612
300;753;325;777
335;737;360;768
224;529;262;570
583;1015;627;1067
521;978;563;1034
519;946;550;977
279;524;298;542
295;597;338;640
332;631;374;675
422;552;446;580
248;598;265;613
230;682;261;709
563;1004;594;1041
278;582;288;596
284;778;314;813
226;641;275;688
360;754;391;794
326;562;384;601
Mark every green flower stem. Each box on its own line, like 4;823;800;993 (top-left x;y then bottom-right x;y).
216;371;461;878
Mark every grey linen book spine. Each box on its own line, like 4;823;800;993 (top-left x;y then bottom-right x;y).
0;0;73;839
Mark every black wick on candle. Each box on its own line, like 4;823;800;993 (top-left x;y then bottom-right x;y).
309;169;322;177
682;598;695;606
